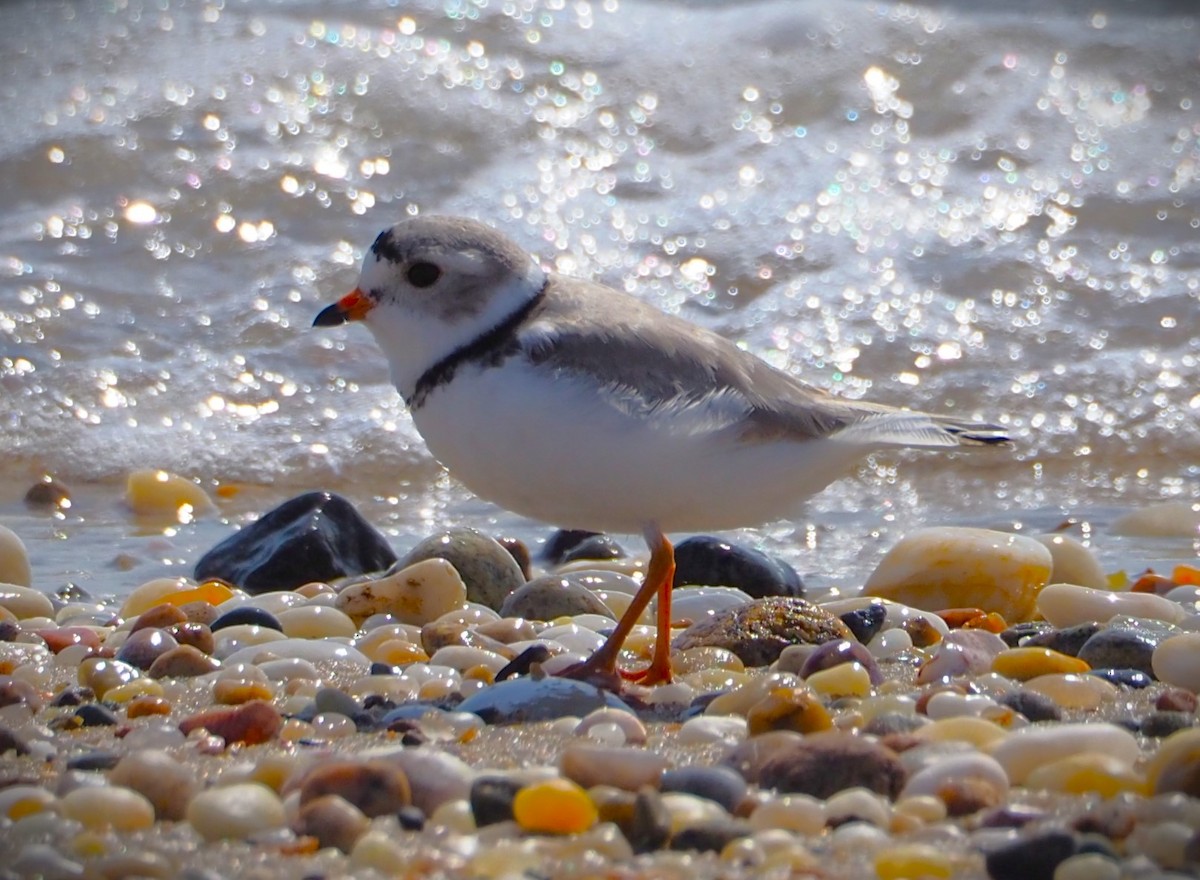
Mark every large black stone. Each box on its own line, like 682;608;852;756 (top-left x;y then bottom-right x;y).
193;492;396;595
673;535;803;598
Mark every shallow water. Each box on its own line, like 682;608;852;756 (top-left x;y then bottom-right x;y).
1;0;1198;599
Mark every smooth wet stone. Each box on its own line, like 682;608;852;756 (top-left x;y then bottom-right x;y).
917;629;1007;684
470;776;522;826
984;829;1078;880
1077;627;1159;676
109;749;198;820
1086;668;1152;689
1033;534;1108;589
178;699;282;746
165;621;215;655
402;527;526;611
661;765;747;812
0;583;53;619
840;601;888;644
24;477;71;508
1024;623;1101;657
222;637;370;670
1111;501;1200;538
458;675;633;723
754;730;907;799
298;794;370;853
131;602;188;632
1037;583;1188;628
300;759;411;816
194;491;397;594
1152;633;1200;692
66;749;120;771
363;746;475;815
337;558;468;625
672;535;803;598
125;469;215;518
116;627;179;670
992;647;1090;680
990;722;1139;785
1141;711;1194;738
74;704;119;727
187;782;287;841
561;743;669;791
672;597;852;667
0;524;33;587
558;533;627;564
999;689;1062;722
575;707;648;745
1146;728;1200;796
275;604;357;639
499;573;616;621
513;778;598;834
901;752;1009;803
865;528;1052;622
0;675;44;711
59;784;156;832
798;639;882;684
78;657;140;699
148;644;222;678
210;605;283;632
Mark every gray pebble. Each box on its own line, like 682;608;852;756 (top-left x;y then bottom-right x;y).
403;528;526;610
499;573;616;621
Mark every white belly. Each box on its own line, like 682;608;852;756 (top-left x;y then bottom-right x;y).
409;361;872;533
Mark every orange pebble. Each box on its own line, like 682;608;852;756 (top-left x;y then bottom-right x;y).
513;779;598;834
963;611;1007;633
937;608;987;628
1172;564;1200;586
126;695;172;718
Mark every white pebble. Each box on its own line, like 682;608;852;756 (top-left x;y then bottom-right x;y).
336;558;468;626
1111;501;1200;538
670;586;753;623
1037;583;1188;627
825;787;890;827
924;691;1000;720
0;584;52;620
1053;853;1121;880
901;752;1009;801
1034;533;1108;589
186;782;287;841
989;722;1138;784
677;714;749;745
1151;632;1200;692
59;785;155;831
222;637;370;670
867;627;913;660
748;794;826;835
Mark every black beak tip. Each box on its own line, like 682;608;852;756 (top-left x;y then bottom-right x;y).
313;304;348;328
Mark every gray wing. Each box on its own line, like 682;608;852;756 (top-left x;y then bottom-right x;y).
516;275;1006;448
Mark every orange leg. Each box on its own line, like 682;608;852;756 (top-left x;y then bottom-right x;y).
561;523;675;689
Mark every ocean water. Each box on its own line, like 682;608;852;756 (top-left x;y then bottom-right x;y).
1;0;1198;600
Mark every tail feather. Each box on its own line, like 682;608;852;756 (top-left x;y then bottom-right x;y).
835;411;1011;449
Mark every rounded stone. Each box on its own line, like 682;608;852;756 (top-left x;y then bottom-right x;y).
499;573;616;621
1033;534;1107;589
864;528;1052;622
0;525;33;588
210;605;283;632
469;775;522;826
298;794;371;853
660;765;747;812
24;477;71;509
984;829;1078;880
186;782;287;841
672;535;803;598
1111;500;1200;537
116;627;180;670
299;760;411;816
275;604;357;639
999;689;1063;723
1037;583;1187;628
402;527;526;611
799;639;882;684
336;558;468;626
178;700;283;746
1152;633;1200;693
0;583;52;619
672;597;853;667
839;601;888;645
148;644;222;679
754;731;907;800
59;784;156;832
990;722;1138;785
109;749;199;820
1076;628;1158;676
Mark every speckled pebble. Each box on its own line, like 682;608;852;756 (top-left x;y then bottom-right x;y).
672;597;853;666
499;573;616;621
1077;627;1159;676
999;689;1063;722
402;527;526;611
754;730;907;799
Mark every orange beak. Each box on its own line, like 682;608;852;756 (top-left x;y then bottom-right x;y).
313;288;374;326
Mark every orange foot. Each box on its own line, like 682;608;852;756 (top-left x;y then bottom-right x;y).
561;523;675;690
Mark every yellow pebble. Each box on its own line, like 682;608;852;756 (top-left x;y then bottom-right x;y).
1024;752;1148;797
126;695;173;718
103;678;165;703
212;677;275;705
164;580;236;607
71;830;109;858
912;716;1009;749
369;638;430;666
805;661;873;698
874;843;955;880
746;687;832;735
513;779;598;835
125;469;215;518
1024;672;1117;710
991;646;1089;681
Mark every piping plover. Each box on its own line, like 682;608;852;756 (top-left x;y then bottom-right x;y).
315;216;1008;685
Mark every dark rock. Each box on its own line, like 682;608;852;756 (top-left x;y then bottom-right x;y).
67;750;121;771
51;687;92;707
499;574;616;621
194;492;396;594
627;788;672;854
542;530;603;564
75;704;119;727
670;820;752;852
1088;668;1153;689
660;766;747;813
799;639;883;684
211;605;284;632
840;602;887;644
560;533;626;564
495;537;532;581
0;620;19;642
397;805;425;831
984;830;1077;880
672;536;802;599
1140;711;1195;738
754;730;907;799
672;597;852;667
979;805;1048;828
24;477;71;508
370;661;400;676
495;645;553;681
1025;623;1101;657
0;725;29;756
469;776;522;826
997;621;1052;647
1077;628;1159;676
1000;689;1063;723
402;527;526;611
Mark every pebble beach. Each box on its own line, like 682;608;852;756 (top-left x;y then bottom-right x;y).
2;476;1200;880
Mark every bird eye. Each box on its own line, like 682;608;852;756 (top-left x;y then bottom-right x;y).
406;261;441;288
